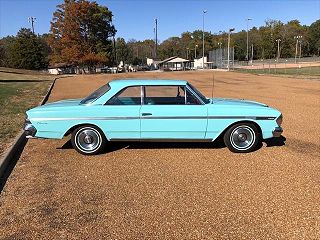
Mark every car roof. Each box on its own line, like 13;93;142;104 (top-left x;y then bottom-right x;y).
109;79;188;87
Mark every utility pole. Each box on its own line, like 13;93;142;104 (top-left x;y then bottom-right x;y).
299;39;302;60
113;35;117;66
155;18;158;59
28;17;36;34
202;10;207;69
294;35;302;63
218;42;222;68
186;48;189;59
246;18;252;62
194;44;198;59
276;39;281;61
111;22;117;67
251;44;254;63
227;28;235;71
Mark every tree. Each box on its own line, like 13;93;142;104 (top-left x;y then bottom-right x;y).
115;37;129;64
48;0;116;70
0;36;15;67
2;28;49;70
308;20;320;56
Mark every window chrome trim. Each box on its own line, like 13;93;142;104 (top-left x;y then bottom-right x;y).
104;85;142;106
140;86;144;105
143;85;187;106
105;84;205;106
185;85;205;105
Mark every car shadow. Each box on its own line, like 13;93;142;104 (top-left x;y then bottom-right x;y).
58;137;227;154
264;136;286;147
58;135;286;155
126;140;226;150
58;139;130;154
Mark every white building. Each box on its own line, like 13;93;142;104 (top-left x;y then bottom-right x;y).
193;57;208;69
147;58;162;70
48;63;75;75
158;56;192;71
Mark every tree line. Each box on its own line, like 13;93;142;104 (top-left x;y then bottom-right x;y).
122;19;320;64
0;0;319;70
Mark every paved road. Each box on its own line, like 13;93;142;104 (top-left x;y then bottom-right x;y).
1;71;319;239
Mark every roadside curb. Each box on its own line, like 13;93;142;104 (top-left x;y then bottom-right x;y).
0;77;58;179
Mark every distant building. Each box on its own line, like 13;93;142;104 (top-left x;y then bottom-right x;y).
146;58;161;70
48;63;75;75
193;57;213;69
158;56;192;71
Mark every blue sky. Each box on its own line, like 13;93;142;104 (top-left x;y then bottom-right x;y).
0;0;319;42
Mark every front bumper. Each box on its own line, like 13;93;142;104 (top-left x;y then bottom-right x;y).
24;119;37;138
272;127;283;137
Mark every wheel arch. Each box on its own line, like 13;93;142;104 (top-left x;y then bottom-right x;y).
64;123;107;139
215;120;262;141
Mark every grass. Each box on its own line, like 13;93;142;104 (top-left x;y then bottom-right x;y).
0;67;53;81
0;70;54;156
235;66;320;77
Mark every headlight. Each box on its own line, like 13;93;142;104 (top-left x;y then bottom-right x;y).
276;114;283;126
24;118;31;129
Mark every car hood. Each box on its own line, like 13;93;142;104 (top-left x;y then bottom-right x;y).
210;98;268;107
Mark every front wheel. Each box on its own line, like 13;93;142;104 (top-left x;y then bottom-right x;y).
224;123;260;153
71;125;106;155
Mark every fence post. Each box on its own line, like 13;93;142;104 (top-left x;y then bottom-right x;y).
268;59;271;73
284;60;287;74
309;62;311;77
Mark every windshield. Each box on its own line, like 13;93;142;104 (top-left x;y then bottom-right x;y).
187;83;210;104
80;83;111;104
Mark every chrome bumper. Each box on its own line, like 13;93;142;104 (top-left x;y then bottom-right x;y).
24;119;37;138
272;127;283;137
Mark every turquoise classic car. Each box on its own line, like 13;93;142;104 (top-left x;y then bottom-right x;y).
25;79;283;155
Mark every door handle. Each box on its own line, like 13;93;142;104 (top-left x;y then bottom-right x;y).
142;113;152;116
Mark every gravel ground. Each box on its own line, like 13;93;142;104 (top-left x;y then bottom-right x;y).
0;71;319;239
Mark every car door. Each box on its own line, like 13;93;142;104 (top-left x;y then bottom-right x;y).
140;85;208;139
101;86;141;140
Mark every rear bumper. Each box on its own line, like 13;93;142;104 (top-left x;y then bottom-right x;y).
272;127;283;137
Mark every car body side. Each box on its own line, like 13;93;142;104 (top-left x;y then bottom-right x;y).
26;80;282;141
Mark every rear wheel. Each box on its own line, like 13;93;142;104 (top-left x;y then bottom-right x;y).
71;125;106;155
224;123;260;153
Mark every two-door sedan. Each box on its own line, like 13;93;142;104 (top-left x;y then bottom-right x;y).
24;79;283;155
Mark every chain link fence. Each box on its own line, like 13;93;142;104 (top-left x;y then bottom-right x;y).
207;47;320;76
233;57;320;76
208;48;234;69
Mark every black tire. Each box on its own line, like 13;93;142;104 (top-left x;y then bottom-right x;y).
71;125;107;155
223;123;260;153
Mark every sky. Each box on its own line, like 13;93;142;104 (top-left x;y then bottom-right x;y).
0;0;319;42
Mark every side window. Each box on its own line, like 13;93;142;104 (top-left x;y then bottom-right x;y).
144;86;185;105
186;89;201;105
106;86;141;105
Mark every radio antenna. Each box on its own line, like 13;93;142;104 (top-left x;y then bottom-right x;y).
211;71;215;98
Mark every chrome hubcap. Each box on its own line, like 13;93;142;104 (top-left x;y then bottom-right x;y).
84;135;93;144
230;126;255;150
75;128;101;152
